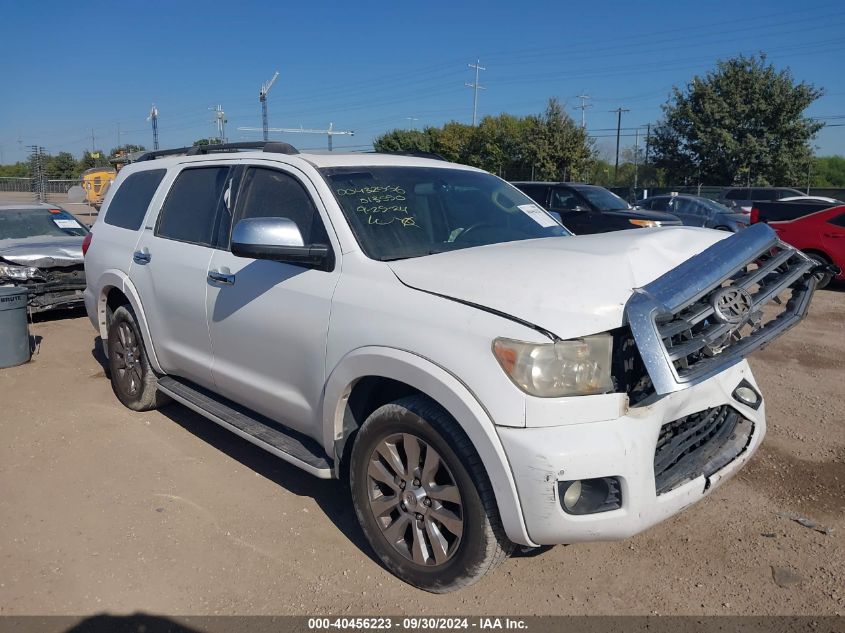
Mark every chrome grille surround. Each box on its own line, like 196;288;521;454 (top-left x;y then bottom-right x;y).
625;223;818;395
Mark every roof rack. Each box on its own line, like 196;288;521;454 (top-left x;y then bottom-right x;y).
375;150;447;161
135;141;299;162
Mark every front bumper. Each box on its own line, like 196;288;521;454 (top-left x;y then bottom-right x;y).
498;361;764;545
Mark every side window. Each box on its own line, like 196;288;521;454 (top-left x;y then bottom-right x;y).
828;213;845;228
674;198;696;214
156;166;230;247
550;189;583;212
234;167;329;245
104;169;166;230
647;198;670;211
516;185;548;206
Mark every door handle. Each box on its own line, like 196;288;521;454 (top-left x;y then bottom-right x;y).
208;270;235;286
132;250;151;264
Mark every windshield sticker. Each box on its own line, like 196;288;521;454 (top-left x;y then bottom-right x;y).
518;204;559;228
53;218;83;230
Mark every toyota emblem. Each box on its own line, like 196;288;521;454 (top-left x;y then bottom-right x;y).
711;287;753;325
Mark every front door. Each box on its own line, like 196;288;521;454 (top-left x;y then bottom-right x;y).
206;164;340;436
549;187;593;234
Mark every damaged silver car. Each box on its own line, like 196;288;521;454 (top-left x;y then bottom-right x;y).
0;203;89;313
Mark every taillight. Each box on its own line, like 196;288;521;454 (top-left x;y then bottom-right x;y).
82;232;93;256
750;207;760;224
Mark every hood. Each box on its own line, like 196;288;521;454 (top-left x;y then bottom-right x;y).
387;227;727;339
0;236;84;268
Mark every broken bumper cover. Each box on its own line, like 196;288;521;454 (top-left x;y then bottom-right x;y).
1;282;86;313
498;361;764;545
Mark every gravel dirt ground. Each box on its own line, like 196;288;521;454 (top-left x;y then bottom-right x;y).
0;204;842;616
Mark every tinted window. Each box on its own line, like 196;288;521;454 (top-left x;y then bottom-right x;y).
235;168;329;245
724;189;746;200
156;167;230;246
675;198;705;215
829;213;845;228
515;184;548;206
104;169;166;230
643;197;670;211
550;188;586;212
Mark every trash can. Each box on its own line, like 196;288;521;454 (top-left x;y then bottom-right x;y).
0;287;31;368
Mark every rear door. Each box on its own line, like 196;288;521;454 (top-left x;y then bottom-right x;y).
205;163;340;436
129;164;234;387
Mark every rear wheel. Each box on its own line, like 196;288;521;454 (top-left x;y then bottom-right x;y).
107;305;168;411
350;395;513;592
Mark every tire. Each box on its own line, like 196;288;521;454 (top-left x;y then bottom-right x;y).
805;252;833;290
349;395;514;593
107;305;168;411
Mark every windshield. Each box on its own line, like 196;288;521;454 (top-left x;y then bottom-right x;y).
0;208;89;240
576;186;631;211
321;166;570;261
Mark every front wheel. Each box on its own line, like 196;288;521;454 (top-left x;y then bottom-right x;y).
349;395;513;592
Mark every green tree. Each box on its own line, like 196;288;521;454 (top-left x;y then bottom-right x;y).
78;150;110;172
811;155;845;187
46;152;78;179
372;98;594;181
192;138;222;146
651;54;823;186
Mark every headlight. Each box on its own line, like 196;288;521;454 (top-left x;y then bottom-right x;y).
629;219;662;227
492;334;613;397
0;264;42;281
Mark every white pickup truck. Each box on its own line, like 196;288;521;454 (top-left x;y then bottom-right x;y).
83;142;819;592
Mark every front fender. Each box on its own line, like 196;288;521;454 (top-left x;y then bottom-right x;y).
322;346;537;547
91;269;164;374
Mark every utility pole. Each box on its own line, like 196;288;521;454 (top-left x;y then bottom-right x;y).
633;128;640;192
406;116;419;129
465;59;486;126
91;129;96;153
116;122;121;151
644;123;651;165
147;104;160;150
610;107;630;182
259;71;280;141
211;105;227;143
574;94;592;129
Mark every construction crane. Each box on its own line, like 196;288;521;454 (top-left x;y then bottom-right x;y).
259;71;280;141
238;122;354;151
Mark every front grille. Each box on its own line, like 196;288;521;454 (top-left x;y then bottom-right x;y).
654;405;752;494
626;224;817;395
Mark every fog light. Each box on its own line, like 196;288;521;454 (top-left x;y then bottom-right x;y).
558;477;622;515
732;380;761;410
562;480;582;511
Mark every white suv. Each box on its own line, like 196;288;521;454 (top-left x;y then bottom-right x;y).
83;142;819;592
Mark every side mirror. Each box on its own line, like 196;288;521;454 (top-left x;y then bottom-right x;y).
231;217;330;267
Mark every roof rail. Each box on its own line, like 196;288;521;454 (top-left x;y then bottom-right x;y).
376;150;447;161
135;141;299;162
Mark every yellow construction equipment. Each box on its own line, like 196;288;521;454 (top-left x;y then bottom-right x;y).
81;167;116;210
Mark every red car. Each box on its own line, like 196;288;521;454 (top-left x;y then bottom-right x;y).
766;205;845;288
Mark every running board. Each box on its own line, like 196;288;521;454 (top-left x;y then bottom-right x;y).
157;376;333;478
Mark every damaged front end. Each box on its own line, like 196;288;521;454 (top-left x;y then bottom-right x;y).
0;257;86;313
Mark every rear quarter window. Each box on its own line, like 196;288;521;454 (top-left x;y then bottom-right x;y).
829;213;845;228
104;169;166;230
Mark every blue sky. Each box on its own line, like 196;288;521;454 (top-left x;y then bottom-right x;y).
1;0;843;164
